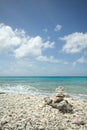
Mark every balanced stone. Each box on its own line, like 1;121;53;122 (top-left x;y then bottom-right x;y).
44;97;52;105
53;96;63;103
55;86;64;97
51;100;73;113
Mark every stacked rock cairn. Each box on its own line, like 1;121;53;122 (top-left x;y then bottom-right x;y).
53;86;64;103
44;86;73;113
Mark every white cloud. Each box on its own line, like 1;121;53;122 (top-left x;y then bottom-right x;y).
0;23;68;65
61;32;87;54
73;56;87;66
77;56;87;63
0;23;22;53
42;41;55;48
54;24;62;32
0;23;55;60
37;55;68;64
15;36;42;58
15;36;55;58
36;55;59;63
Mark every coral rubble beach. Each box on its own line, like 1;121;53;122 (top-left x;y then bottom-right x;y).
0;87;87;130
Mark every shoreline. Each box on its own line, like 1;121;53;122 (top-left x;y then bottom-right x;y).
0;91;87;100
0;93;87;130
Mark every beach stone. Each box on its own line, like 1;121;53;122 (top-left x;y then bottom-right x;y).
44;87;73;113
0;91;87;130
50;102;58;108
25;125;32;130
55;86;65;99
0;92;5;94
56;86;64;94
0;122;2;130
38;126;45;130
53;96;63;103
58;126;65;130
73;118;86;126
51;100;73;113
1;120;8;125
34;127;45;130
57;100;73;113
44;97;52;105
63;93;70;98
52;86;65;104
55;93;64;97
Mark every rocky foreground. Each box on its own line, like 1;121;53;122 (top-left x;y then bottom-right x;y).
0;87;87;130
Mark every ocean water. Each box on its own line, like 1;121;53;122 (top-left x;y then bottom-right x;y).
0;76;87;99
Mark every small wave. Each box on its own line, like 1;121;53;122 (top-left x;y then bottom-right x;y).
78;94;87;99
0;84;41;95
69;93;87;99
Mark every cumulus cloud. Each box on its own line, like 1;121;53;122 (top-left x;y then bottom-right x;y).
42;41;55;48
61;32;87;54
0;23;21;53
54;24;62;32
0;23;55;61
15;36;55;58
15;36;42;58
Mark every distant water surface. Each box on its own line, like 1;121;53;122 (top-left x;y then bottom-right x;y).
0;76;87;99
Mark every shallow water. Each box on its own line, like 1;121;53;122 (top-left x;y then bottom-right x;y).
0;76;87;98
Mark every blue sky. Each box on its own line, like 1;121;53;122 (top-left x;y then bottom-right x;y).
0;0;87;76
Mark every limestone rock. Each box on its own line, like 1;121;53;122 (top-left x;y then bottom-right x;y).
73;118;86;126
44;97;52;105
51;100;73;113
0;122;2;130
44;87;73;113
57;100;73;113
63;93;70;98
38;126;45;130
53;96;63;103
56;86;64;95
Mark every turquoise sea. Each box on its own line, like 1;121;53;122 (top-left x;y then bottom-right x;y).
0;76;87;99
